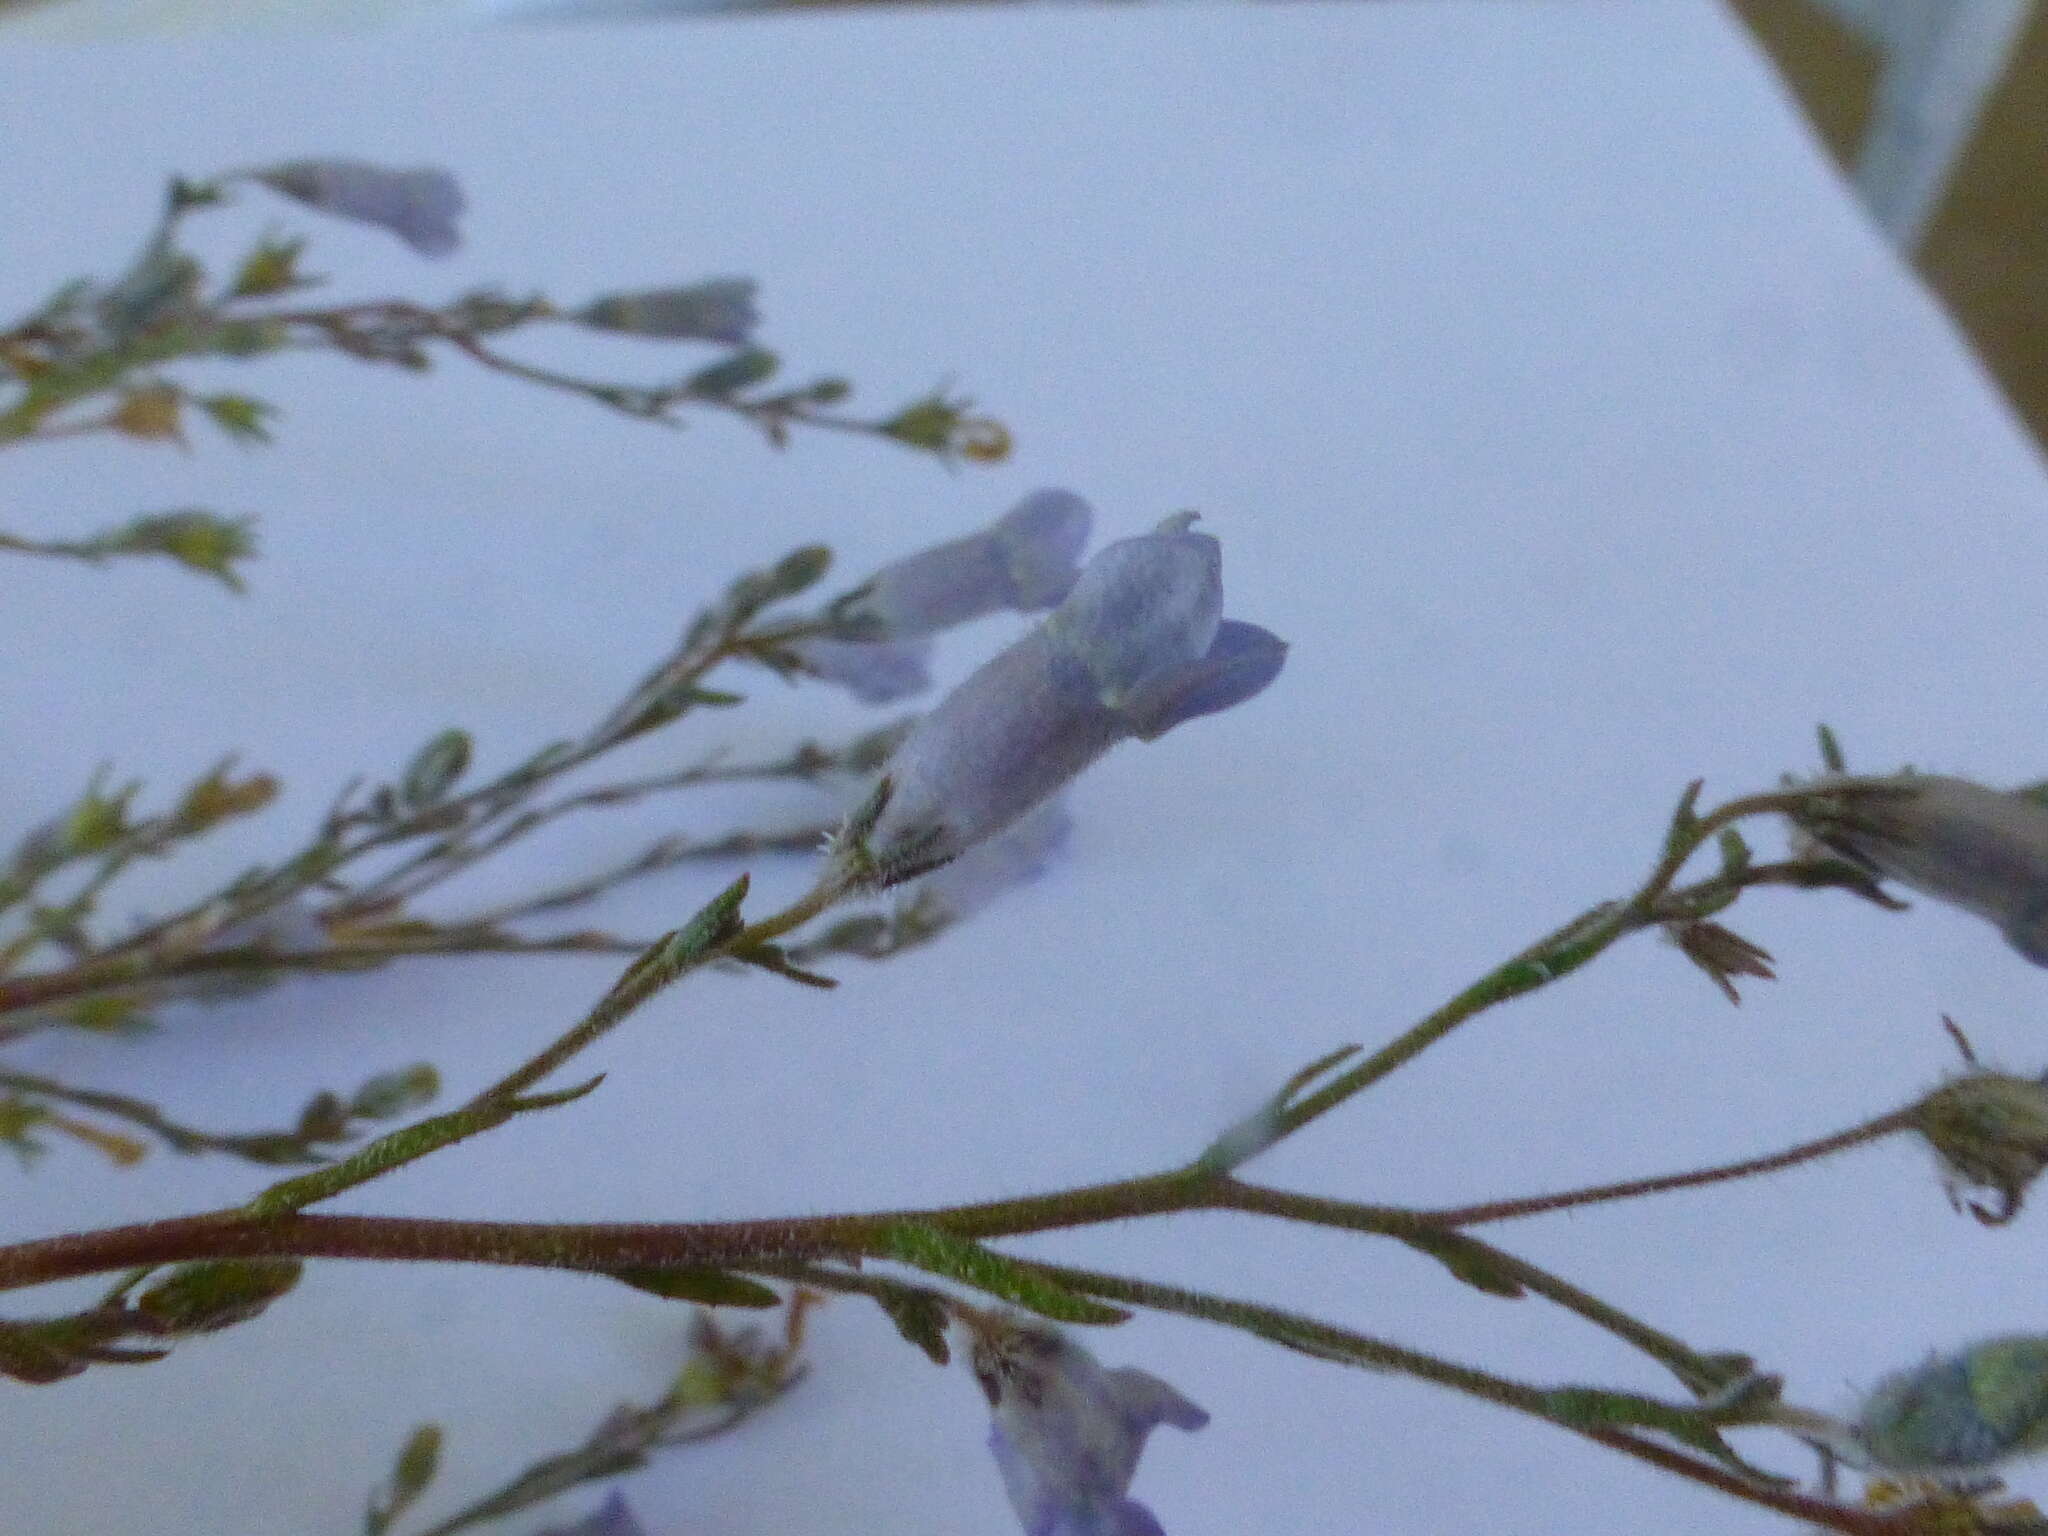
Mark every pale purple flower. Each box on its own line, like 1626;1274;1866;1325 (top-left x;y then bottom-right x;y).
971;1317;1207;1536
831;490;1093;640
250;160;464;256
1793;774;2048;964
786;635;934;704
577;279;760;345
845;514;1284;885
530;1492;648;1536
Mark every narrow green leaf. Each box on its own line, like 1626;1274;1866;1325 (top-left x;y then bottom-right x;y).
135;1258;302;1334
1395;1230;1526;1299
1540;1387;1785;1482
607;1268;780;1308
365;1422;442;1536
879;1224;1129;1325
872;1282;952;1366
1816;723;1846;773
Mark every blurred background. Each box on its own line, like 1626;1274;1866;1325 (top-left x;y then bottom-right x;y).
5;0;2041;452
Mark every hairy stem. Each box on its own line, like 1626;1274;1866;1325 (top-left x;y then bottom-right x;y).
1415;1109;1919;1229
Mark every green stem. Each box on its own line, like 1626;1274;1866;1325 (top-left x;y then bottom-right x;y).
1274;788;1829;1141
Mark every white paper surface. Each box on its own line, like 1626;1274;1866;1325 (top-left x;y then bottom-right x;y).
3;4;2048;1533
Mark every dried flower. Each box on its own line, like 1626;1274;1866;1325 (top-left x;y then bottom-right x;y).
1854;1336;2048;1474
830;490;1093;641
786;635;934;704
969;1315;1207;1536
841;514;1284;886
249;160;464;257
1912;1070;2048;1225
577;279;760;346
1791;774;2048;965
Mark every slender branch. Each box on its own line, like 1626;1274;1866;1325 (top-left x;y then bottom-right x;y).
1414;1109;1919;1229
465;878;840;1109
1010;1260;1904;1536
1271;787;1862;1143
1214;1181;1736;1394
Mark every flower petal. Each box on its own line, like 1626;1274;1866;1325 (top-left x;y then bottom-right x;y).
1045;514;1222;708
1105;1367;1211;1436
1115;621;1287;742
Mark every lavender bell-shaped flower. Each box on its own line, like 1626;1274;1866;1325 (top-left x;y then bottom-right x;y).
249;159;464;257
791;490;1092;704
972;1316;1208;1536
1792;774;2048;965
841;513;1284;885
829;489;1093;641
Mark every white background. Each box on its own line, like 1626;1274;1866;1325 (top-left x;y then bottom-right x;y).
4;3;2048;1533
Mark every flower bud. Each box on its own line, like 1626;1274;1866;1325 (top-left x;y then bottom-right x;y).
250;160;464;256
1913;1070;2048;1224
1792;775;2048;965
576;279;759;346
1855;1335;2048;1473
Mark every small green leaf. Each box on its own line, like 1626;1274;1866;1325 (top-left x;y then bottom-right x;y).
686;348;778;397
1540;1386;1786;1482
104;510;258;592
647;877;750;977
871;1281;952;1366
136;1259;302;1334
607;1268;780;1308
199;393;276;444
399;728;473;808
365;1422;442;1536
1395;1230;1526;1299
879;394;961;453
771;544;832;597
227;236;309;299
348;1063;440;1121
879;1224;1129;1325
1816;723;1847;773
1715;827;1751;877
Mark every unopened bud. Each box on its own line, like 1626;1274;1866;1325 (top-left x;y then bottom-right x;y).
1913;1070;2048;1225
